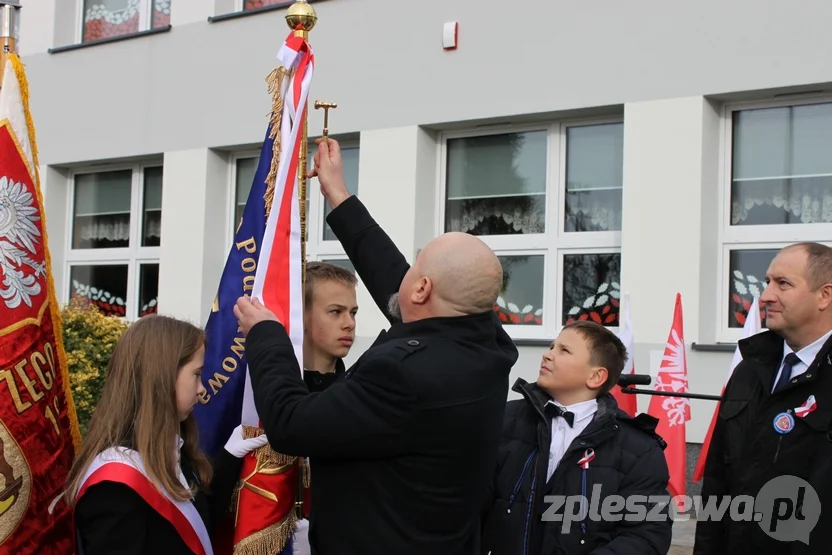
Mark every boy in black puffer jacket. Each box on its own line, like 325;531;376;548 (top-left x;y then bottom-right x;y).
481;321;673;555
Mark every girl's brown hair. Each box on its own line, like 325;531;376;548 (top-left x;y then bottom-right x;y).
64;314;212;504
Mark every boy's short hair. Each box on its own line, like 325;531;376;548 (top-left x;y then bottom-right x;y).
304;261;357;308
563;320;628;395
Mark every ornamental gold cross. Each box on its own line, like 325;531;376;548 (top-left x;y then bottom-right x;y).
314;100;337;139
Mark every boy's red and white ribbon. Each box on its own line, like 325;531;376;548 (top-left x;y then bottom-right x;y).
795;395;817;418
578;448;595;470
241;32;314;426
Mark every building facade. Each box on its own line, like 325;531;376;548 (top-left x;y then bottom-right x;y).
18;0;832;457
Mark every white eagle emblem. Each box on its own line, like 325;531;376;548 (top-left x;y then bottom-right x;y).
0;176;45;309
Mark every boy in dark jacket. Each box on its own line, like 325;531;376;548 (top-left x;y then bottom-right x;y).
481;321;673;555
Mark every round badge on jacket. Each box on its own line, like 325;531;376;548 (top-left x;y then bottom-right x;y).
773;412;795;434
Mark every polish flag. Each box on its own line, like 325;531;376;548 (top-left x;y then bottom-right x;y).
693;296;761;482
647;293;690;505
613;293;638;416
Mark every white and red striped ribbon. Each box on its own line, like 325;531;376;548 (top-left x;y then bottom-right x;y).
795;395;817;418
241;32;315;426
578;448;595;470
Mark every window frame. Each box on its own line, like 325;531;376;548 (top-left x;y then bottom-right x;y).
76;0;159;44
716;95;832;342
436;118;624;341
65;162;163;321
230;141;361;260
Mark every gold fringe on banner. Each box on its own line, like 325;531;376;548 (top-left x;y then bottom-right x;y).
242;425;298;467
234;511;299;555
263;66;292;218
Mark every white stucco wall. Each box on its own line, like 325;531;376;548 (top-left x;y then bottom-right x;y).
20;0;832;445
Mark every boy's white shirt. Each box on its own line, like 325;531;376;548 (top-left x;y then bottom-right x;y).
545;399;599;481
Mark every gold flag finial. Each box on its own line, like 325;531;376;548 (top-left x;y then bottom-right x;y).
286;0;317;39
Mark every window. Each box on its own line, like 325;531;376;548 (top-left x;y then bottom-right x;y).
67;165;162;319
439;121;623;339
231;142;360;262
719;99;832;338
81;0;171;43
243;0;288;10
320;258;355;274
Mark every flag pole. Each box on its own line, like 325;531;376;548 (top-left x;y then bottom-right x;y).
0;1;20;88
286;0;317;290
285;0;317;523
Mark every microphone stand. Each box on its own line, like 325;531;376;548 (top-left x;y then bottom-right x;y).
616;375;723;402
618;387;722;402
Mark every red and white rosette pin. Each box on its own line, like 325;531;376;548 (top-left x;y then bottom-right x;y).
578;448;596;470
795;395;817;418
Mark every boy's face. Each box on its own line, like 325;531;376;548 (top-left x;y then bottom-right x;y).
537;328;607;397
303;279;358;360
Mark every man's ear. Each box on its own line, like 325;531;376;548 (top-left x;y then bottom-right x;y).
410;276;433;306
818;283;832;311
586;367;608;391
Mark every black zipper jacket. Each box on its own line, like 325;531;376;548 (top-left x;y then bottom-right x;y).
694;330;832;555
481;378;673;555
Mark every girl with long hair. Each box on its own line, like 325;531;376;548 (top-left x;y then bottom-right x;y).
63;314;267;555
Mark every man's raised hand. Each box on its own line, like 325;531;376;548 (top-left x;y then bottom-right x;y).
308;138;351;210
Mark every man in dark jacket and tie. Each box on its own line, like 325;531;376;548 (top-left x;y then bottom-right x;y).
234;138;519;555
695;242;832;555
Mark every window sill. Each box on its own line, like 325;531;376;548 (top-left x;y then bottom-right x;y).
48;26;172;54
208;0;326;24
691;342;737;353
514;338;552;347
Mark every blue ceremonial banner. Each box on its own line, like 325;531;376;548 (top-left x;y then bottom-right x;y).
194;127;275;458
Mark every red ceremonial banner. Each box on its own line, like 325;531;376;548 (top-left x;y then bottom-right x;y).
0;55;81;555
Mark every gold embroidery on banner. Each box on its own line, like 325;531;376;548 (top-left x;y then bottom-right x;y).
0;418;31;542
0;298;48;338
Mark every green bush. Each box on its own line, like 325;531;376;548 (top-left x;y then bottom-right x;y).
61;298;128;434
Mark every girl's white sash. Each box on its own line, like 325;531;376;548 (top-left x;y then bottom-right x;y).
76;447;213;555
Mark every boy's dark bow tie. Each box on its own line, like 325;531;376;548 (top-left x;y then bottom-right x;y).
544;403;574;427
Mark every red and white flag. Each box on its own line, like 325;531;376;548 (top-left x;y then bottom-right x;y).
692;295;760;483
613;293;638;416
647;293;690;504
242;31;313;427
230;31;314;554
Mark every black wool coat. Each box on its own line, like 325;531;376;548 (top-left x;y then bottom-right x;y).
246;195;519;555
